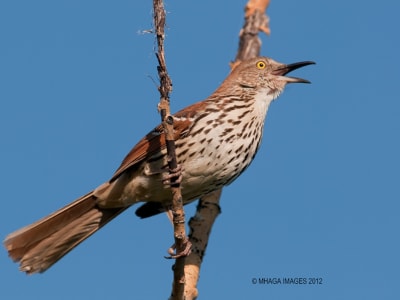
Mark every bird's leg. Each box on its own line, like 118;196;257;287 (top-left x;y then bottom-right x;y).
166;235;192;259
163;168;192;259
162;164;184;186
164;204;192;259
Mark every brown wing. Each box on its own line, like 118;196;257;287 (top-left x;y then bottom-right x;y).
109;100;207;182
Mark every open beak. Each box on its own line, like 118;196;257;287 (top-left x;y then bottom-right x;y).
272;61;315;83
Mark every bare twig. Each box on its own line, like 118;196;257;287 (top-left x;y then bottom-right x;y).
235;0;270;64
152;1;190;300
183;1;271;299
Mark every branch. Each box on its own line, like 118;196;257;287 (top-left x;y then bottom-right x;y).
152;1;191;300
235;0;270;64
184;189;222;300
183;1;271;299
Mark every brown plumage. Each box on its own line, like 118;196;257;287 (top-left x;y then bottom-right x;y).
4;57;314;274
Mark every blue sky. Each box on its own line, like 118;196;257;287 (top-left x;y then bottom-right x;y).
1;0;399;299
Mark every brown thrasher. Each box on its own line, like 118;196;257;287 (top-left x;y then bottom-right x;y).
4;56;314;274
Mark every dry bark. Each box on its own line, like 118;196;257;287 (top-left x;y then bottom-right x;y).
183;1;271;299
152;1;191;299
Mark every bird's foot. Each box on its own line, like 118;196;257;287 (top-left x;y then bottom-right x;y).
162;164;183;186
165;236;192;259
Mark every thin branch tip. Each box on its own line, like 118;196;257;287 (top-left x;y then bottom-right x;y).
152;1;189;299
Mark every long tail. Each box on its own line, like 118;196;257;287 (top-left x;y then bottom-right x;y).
3;191;128;274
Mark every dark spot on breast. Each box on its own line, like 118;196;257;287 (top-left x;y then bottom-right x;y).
225;134;236;143
191;127;204;137
220;127;234;137
238;109;251;119
224;103;253;113
235;145;244;154
205;107;220;113
178;148;190;158
175;141;185;148
248;120;254;129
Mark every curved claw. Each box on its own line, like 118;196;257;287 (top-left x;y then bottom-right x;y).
162;164;184;186
165;237;192;259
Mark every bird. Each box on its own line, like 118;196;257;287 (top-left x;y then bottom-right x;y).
4;56;314;274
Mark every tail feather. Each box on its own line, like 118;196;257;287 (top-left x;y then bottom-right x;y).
4;190;128;274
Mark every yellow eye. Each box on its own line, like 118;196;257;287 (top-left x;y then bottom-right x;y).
256;61;266;69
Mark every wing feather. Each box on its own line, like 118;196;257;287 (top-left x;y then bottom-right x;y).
110;101;207;181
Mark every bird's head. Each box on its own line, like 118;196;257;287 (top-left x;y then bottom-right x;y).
228;56;315;99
